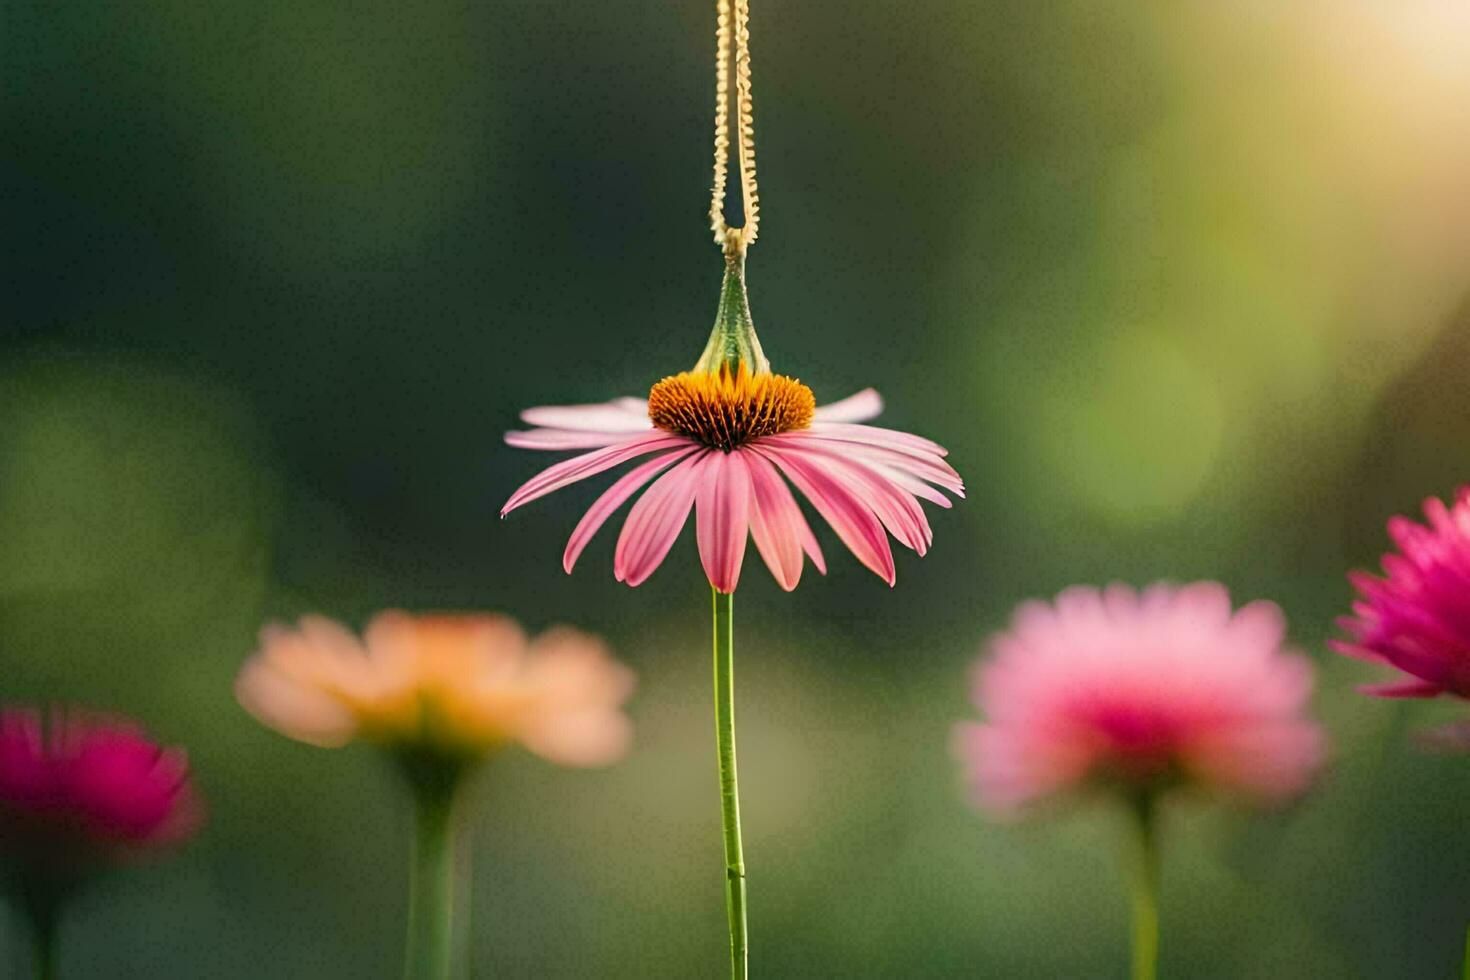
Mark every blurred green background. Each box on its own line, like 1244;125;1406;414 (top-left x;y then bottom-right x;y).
5;1;1470;976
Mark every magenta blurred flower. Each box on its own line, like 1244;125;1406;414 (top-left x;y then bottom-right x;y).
501;370;963;592
1333;487;1470;699
0;709;198;978
954;582;1325;815
0;708;200;867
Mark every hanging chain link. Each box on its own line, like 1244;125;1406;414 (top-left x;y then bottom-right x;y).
709;0;759;256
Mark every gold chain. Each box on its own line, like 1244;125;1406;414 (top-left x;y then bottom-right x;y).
709;0;758;256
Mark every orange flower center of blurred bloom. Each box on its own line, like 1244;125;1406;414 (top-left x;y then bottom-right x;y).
647;365;814;451
347;617;535;751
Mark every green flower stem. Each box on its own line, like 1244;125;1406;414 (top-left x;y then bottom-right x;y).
1462;921;1469;980
26;903;57;980
712;586;748;979
1127;794;1160;980
19;874;67;980
404;772;464;980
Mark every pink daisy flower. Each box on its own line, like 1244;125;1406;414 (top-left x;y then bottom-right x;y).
954;582;1325;815
0;708;200;865
502;376;962;592
1333;487;1470;699
501;278;964;593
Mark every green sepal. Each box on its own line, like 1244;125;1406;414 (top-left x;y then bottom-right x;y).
693;251;770;376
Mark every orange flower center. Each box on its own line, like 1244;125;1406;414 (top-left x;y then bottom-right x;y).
648;365;815;451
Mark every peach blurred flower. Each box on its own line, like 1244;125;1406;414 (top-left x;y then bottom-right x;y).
237;611;635;767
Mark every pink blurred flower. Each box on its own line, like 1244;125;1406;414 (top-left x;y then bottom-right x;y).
953;583;1325;815
501;369;963;593
237;611;635;767
1332;487;1470;699
0;708;200;865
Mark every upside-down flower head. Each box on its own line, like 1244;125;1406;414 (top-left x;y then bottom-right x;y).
0;708;200;868
1333;487;1470;699
236;611;635;767
953;582;1325;816
501;257;963;593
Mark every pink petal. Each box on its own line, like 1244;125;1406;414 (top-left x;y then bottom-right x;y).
758;445;895;585
826;439;964;495
614;453;706;587
519;398;651;432
1327;636;1388;664
819;453;932;554
952;722;1095;816
813;388;884;424
1359;679;1444;698
802;526;828;575
743;450;812;591
765;432;963;497
839;444;965;498
807;421;949;458
768;442;932;554
873;464;952;508
1184;723;1325;802
563;447;699;573
502;433;692;516
505;428;645;450
696;452;753;593
1224;600;1287;653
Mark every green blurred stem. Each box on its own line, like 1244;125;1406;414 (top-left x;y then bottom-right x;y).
1127;794;1160;980
26;904;57;980
19;874;67;980
1462;921;1470;980
712;586;748;979
404;773;463;980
